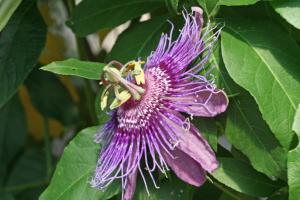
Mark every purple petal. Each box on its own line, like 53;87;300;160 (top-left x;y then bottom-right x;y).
145;8;204;74
160;110;218;173
124;170;138;200
161;147;206;186
168;84;228;117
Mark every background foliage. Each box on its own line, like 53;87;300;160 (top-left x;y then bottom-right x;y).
0;0;300;199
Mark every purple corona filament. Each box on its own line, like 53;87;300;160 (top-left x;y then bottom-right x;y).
91;7;228;200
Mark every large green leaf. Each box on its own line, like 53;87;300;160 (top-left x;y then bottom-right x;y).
0;0;22;31
225;89;286;179
106;15;172;63
41;59;105;80
0;0;46;108
40;126;120;200
0;95;26;185
210;41;286;178
288;104;300;200
68;0;165;36
165;0;178;14
25;69;78;125
212;158;282;197
0;193;15;200
221;18;300;149
5;149;47;199
271;0;300;30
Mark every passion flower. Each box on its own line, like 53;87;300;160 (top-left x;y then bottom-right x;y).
91;7;228;200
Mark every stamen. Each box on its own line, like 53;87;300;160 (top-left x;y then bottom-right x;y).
101;91;109;110
101;61;146;110
100;84;112;110
133;62;145;85
110;90;131;110
121;60;146;85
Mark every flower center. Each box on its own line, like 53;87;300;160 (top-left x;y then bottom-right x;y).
117;67;171;131
100;60;146;110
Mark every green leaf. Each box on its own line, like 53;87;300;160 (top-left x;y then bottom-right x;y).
271;0;300;30
292;104;300;135
0;95;26;185
288;104;300;200
212;158;282;197
0;0;46;108
197;0;219;16
0;193;15;200
218;0;259;6
68;0;165;36
211;41;286;179
40;126;121;200
0;0;22;31
5;149;47;199
25;69;78;125
41;59;105;80
165;0;178;14
106;15;170;63
221;18;300;149
225;89;286;179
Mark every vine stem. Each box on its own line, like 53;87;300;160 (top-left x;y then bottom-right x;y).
43;117;52;180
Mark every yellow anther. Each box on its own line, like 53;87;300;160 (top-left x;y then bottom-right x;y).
132;61;145;85
121;61;145;85
109;90;131;110
127;62;135;68
121;61;135;76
